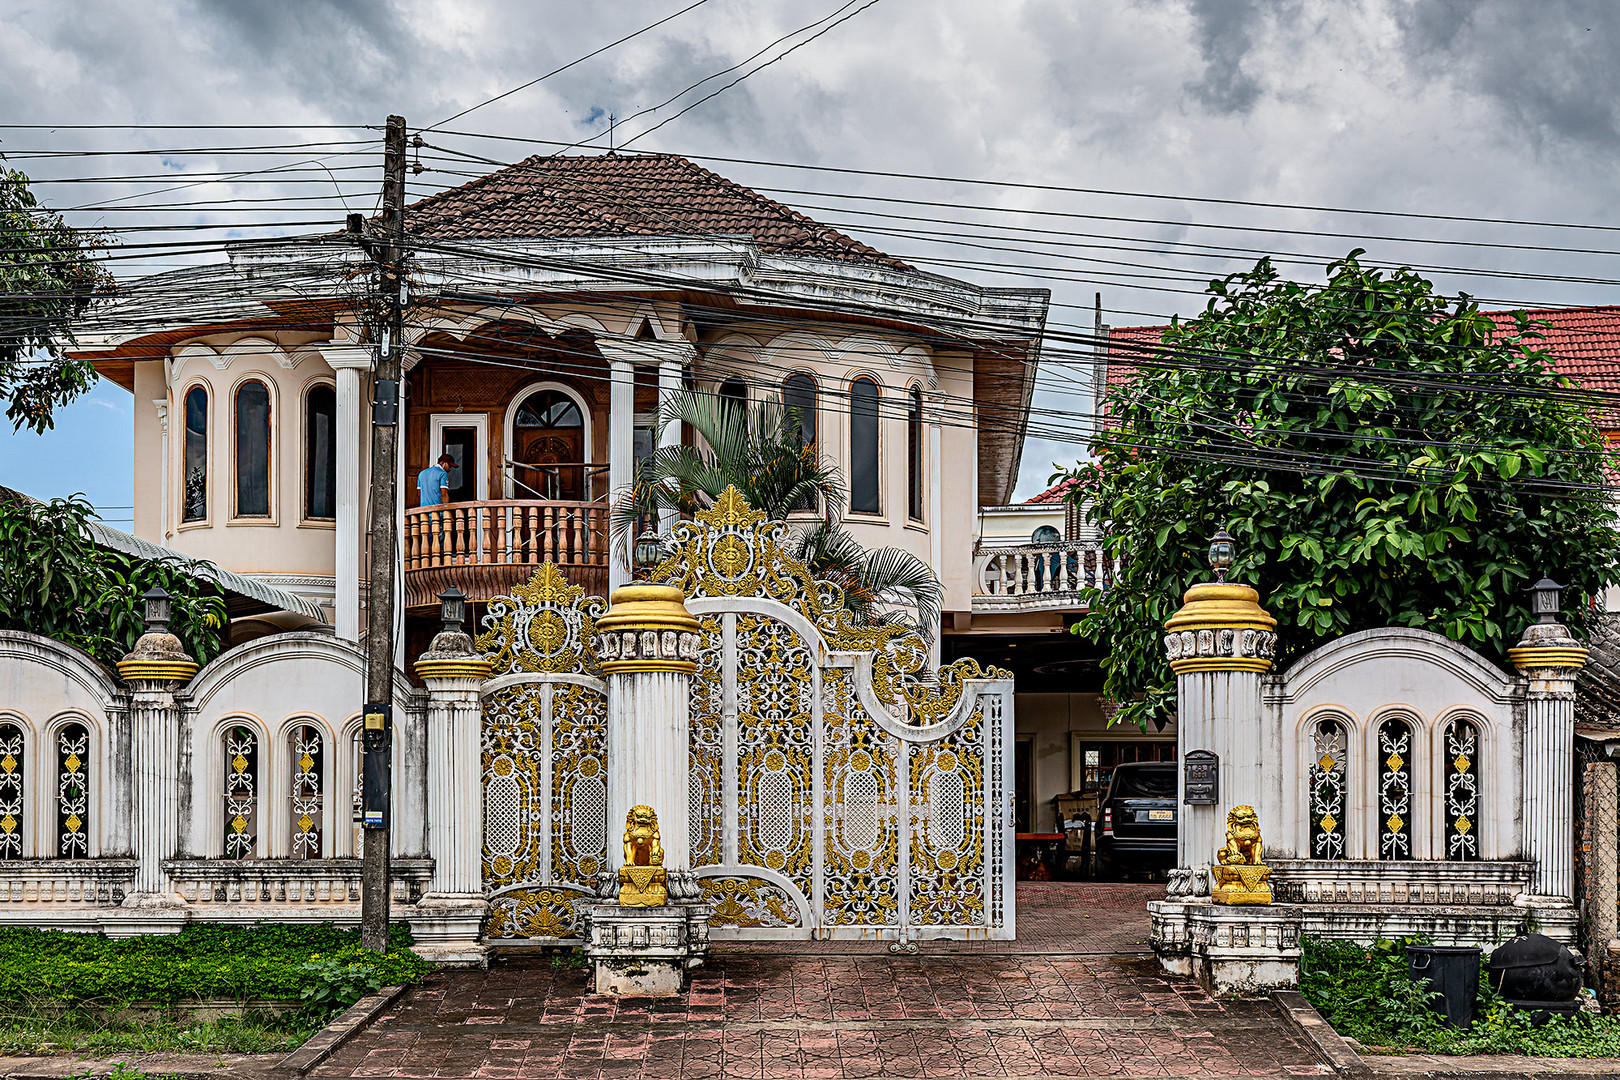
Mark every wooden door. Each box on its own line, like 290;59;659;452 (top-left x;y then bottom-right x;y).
515;429;583;500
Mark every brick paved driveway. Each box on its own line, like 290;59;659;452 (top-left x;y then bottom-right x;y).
315;883;1328;1079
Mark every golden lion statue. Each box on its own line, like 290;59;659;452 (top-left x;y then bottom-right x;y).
1217;804;1263;866
618;804;668;908
1211;804;1271;905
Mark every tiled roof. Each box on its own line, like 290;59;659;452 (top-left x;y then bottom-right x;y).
1024;478;1078;504
405;152;911;271
1100;307;1620;406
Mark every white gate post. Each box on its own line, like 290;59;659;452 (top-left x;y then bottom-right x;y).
112;593;200;935
412;616;493;966
1509;591;1589;903
586;582;709;994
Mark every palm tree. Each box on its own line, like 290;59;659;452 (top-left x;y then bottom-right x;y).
612;390;942;639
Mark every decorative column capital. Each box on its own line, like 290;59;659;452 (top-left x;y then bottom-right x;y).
1163;582;1278;674
319;345;375;371
1508;622;1589;674
414;630;494;682
117;631;199;683
596;585;701;675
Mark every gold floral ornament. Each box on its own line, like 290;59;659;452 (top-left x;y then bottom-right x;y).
477;562;608;676
650;486;1009;726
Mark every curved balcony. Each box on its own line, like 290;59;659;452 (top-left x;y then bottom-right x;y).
403;500;609;608
972;541;1119;613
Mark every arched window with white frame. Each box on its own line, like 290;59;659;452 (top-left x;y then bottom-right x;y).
1377;716;1414;860
234;380;272;517
849;376;881;514
1306;716;1348;859
906;385;924;522
182;385;208;523
1444;717;1481;862
304;384;337;520
56;722;89;858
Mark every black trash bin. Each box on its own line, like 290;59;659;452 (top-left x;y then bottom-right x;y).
1407;945;1482;1029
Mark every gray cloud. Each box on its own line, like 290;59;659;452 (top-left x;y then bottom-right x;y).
1181;0;1269;115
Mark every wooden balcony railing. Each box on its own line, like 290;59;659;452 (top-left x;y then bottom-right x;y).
972;541;1118;611
402;500;609;607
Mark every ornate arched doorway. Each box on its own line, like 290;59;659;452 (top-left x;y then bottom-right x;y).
507;386;588;500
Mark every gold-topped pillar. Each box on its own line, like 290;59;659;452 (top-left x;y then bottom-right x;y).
1162;539;1277;899
1508;578;1588;902
595;583;703;901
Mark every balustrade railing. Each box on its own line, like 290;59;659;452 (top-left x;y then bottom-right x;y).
402;500;610;607
972;541;1117;607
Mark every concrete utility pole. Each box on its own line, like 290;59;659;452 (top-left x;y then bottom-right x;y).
360;114;408;954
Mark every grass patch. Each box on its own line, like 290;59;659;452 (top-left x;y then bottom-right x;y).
0;922;430;1056
1301;937;1620;1057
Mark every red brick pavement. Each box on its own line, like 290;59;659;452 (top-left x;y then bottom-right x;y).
313;884;1327;1079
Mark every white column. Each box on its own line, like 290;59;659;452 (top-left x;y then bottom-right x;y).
928;414;942;666
326;350;371;641
608;357;635;592
658;358;683;535
1510;622;1587;902
1163;582;1277;897
152;400;170;542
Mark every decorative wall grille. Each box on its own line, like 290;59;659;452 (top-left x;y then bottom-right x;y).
0;723;22;858
1378;717;1413;860
1445;718;1481;862
223;725;258;858
56;723;89;858
289;725;323;858
1308;718;1347;859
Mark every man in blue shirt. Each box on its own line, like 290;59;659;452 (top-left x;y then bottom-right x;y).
417;452;454;506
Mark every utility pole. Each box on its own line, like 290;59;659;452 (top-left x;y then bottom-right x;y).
359;114;408;954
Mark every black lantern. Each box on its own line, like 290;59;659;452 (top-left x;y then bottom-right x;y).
437;586;467;634
141;586;173;634
633;530;664;578
1208;528;1236;583
1527;577;1564;624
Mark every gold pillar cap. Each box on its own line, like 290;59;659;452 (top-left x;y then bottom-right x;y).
597;584;702;635
598;584;701;674
1507;645;1589;671
1164;582;1277;635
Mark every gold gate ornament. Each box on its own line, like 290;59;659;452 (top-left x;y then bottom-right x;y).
1211;805;1273;905
619;805;668;908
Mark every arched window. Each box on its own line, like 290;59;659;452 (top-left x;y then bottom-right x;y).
782;374;817;447
235;380;272;517
719;377;748;433
1444;719;1481;862
0;723;22;858
223;725;258;858
1377;717;1413;860
512;388;586;500
849;377;880;514
290;724;324;859
906;386;923;521
56;723;89;858
183;386;208;522
305;385;336;520
1307;718;1347;859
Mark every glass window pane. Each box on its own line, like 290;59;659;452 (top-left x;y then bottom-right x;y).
850;378;880;513
183;387;207;522
719;378;747;434
907;386;923;520
236;381;271;517
783;374;817;447
305;385;336;519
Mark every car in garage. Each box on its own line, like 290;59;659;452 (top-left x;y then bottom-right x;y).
1096;761;1177;878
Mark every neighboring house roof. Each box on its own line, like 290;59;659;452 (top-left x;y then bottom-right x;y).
1025;478;1078;504
1577;613;1620;740
0;486;324;623
404;152;913;272
1097;306;1620;416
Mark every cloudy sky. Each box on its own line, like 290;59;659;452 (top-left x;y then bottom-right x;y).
4;0;1620;522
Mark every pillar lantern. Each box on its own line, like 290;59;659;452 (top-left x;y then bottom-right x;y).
437;586;467;635
1508;574;1588;902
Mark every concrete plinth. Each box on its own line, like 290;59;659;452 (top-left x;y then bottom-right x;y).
1151;899;1302;996
409;895;491;967
581;901;710;996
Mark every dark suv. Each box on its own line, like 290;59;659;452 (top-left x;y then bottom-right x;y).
1096;762;1177;878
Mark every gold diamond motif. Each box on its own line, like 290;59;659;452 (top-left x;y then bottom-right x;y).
298;814;314;834
65;753;81;774
231;814;248;835
1386;752;1404;773
1454;754;1471;774
1455;816;1472;835
1;753;14;773
1318;754;1336;772
1386;813;1405;834
232;754;248;775
299;752;314;774
0;814;14;834
65;813;82;834
1319;814;1337;834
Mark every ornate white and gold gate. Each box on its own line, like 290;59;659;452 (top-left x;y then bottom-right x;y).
477;489;1015;943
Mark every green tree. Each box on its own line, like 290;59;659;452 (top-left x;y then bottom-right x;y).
0;493;228;666
613;391;943;637
1;169;112;433
1059;252;1620;730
